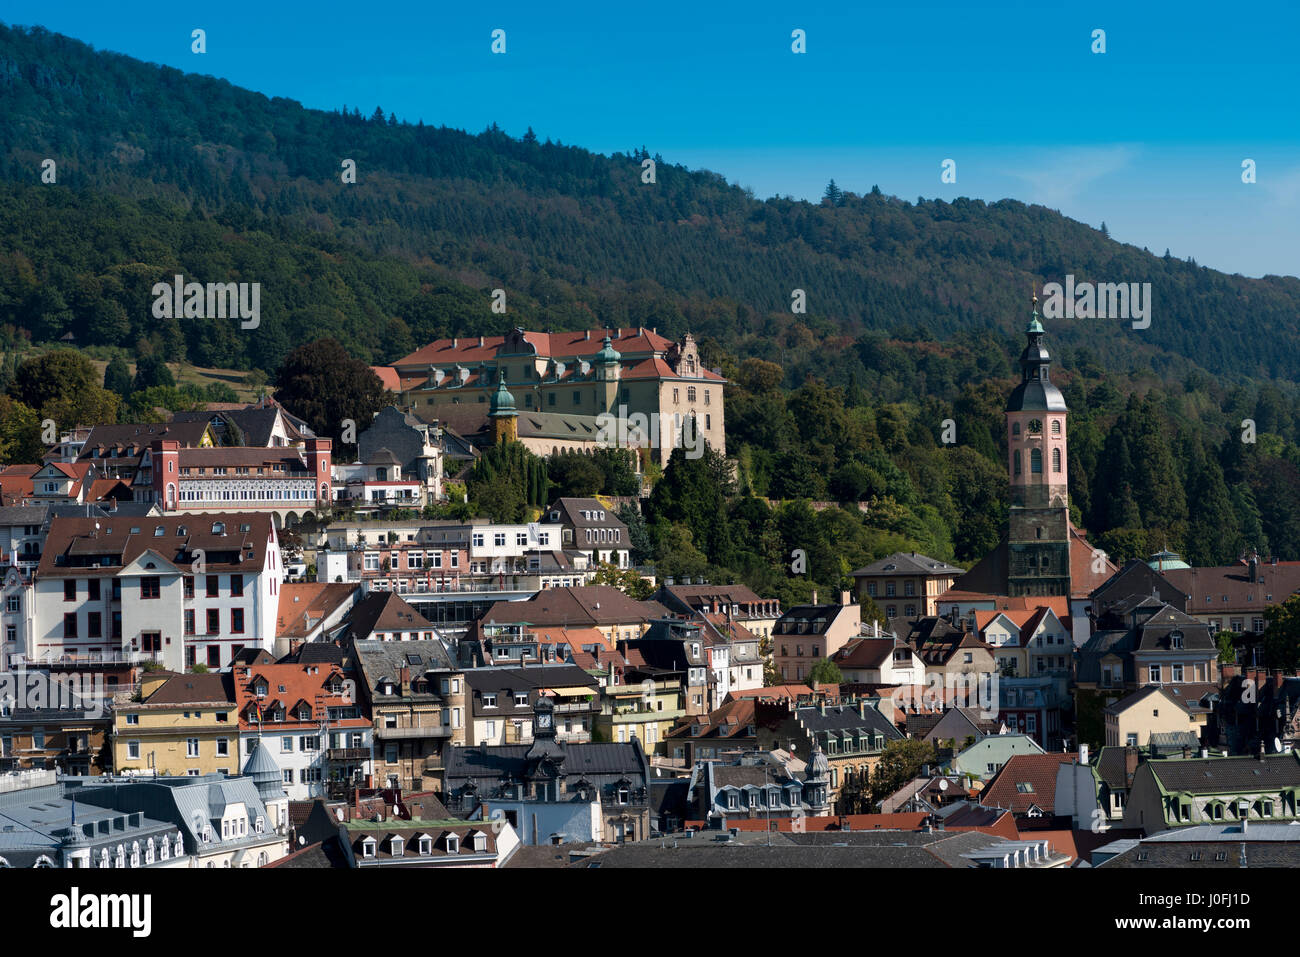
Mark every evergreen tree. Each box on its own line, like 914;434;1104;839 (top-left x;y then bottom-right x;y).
103;355;132;396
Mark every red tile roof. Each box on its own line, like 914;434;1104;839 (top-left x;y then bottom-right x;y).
978;753;1079;814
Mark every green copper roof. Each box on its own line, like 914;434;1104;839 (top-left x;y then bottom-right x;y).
1027;314;1044;334
489;370;517;416
594;334;621;364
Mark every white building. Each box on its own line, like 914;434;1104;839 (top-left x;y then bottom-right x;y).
31;514;283;670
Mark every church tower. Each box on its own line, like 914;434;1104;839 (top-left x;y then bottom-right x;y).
1005;298;1072;598
488;370;519;444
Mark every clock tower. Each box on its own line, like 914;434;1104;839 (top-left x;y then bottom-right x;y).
1005;298;1072;598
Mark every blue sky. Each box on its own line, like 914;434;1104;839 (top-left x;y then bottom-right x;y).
4;1;1299;277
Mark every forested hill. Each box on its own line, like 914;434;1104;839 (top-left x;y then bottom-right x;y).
1;21;1298;387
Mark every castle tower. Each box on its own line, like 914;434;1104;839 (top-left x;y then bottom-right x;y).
488;370;519;444
593;335;622;415
1005;298;1072;598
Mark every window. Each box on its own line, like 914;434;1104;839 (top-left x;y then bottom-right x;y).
207;609;220;635
186;738;199;758
127;741;140;760
231;609;244;634
63;612;77;638
183;576;194;599
140;577;160;599
230;575;243;597
1148;664;1161;683
514;692;529;707
482;693;497;708
1014;450;1022;475
1030;448;1042;474
64;579;76;601
281;736;294;752
1052;448;1061;472
87;612;102;638
206;575;219;598
215;738;229;757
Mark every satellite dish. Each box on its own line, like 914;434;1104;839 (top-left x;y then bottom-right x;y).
1275;737;1283;753
298;835;306;846
938;779;949;791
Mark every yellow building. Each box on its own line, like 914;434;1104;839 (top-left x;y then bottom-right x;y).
113;671;240;777
1104;684;1204;748
597;672;684;755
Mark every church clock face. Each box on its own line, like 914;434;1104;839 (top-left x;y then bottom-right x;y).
536;711;553;730
1027;419;1043;434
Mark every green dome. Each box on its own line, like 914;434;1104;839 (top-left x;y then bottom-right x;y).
594;334;621;364
489;369;517;416
1148;548;1190;572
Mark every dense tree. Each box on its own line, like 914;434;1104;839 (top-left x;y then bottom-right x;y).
274;339;392;458
869;739;937;806
103;355;132;396
132;353;175;392
1262;595;1300;672
807;658;843;686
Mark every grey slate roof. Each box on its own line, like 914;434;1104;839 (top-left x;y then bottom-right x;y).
570;829;1016;868
444;741;649;782
69;774;277;855
795;703;903;740
352;639;456;687
852;552;964;578
1147;753;1300;794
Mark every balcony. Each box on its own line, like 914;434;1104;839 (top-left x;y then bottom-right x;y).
554;701;595;714
8;651;162;667
326;748;370;762
374;724;452;740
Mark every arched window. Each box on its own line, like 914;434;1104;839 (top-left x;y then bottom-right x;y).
1013;450;1022;475
1011;422;1021;437
1030;449;1042;474
1051;419;1061;435
1052;448;1061;472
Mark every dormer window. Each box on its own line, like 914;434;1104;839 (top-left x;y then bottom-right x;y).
418;836;432;855
389;836;404;856
361;838;377;858
444;834;459;854
254;684;267;698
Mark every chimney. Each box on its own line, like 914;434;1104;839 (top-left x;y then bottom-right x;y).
1258;739;1266;760
1200;747;1208;759
840;590;851;606
1125;746;1141;778
452;338;458;348
585;330;591;341
859;700;869;720
811;589;819;605
1078;743;1089;766
478;336;485;347
1249;556;1259;583
398;665;410;693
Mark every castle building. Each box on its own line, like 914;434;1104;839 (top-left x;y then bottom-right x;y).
937;300;1117;645
377;327;726;467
